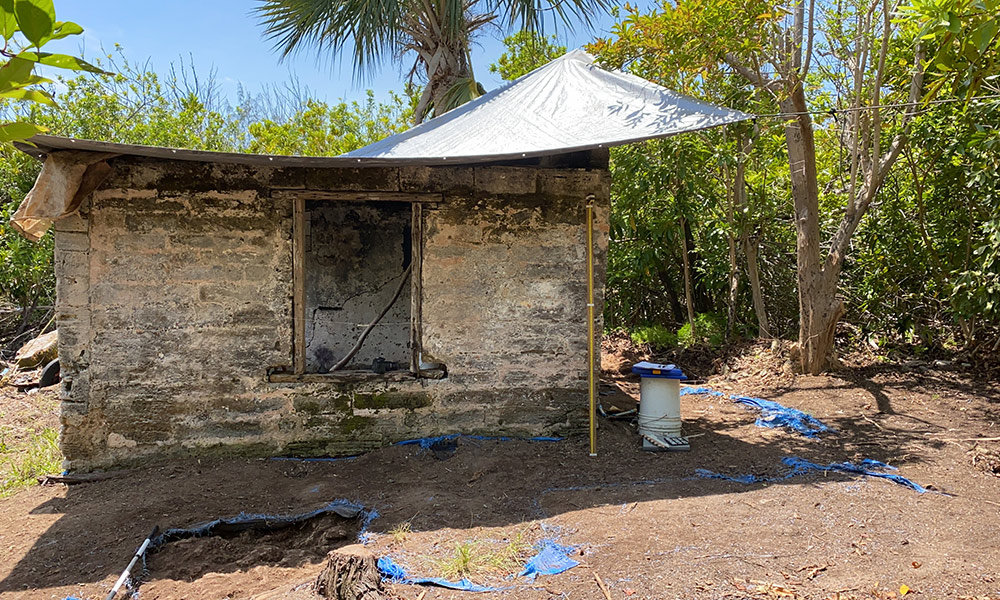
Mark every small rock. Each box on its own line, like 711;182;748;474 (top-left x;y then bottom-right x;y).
107;433;138;449
14;330;58;368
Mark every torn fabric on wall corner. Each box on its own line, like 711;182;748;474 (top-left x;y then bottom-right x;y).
10;150;117;241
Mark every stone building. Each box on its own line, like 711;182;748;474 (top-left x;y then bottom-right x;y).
12;51;747;470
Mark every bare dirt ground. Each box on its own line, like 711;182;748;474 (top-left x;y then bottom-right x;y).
0;346;999;600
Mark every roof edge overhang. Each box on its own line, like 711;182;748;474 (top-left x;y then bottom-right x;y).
15;110;751;169
15;135;605;168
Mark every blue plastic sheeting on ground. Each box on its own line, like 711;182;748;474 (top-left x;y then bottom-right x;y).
378;556;504;592
397;434;564;450
518;541;579;580
782;457;928;493
681;386;831;437
695;456;927;493
148;499;369;550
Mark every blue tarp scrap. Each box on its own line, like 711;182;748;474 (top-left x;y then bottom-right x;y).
694;468;766;485
518;541;579;580
358;507;381;544
377;556;504;592
782;457;928;493
695;456;927;493
681;386;831;438
376;539;579;591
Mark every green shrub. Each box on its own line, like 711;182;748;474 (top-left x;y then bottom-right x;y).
677;313;726;347
630;324;678;349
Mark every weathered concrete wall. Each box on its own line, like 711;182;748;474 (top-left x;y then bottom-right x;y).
53;156;610;471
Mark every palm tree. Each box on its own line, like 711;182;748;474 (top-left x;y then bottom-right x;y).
254;0;608;123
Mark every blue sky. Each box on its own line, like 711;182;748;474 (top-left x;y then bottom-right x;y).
46;1;648;107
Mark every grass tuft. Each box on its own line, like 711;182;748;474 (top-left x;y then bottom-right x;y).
435;530;535;580
389;521;412;545
437;541;479;579
1;426;61;497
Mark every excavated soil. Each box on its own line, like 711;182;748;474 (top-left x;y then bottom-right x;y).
0;360;999;600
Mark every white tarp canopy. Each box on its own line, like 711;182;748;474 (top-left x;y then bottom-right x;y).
345;49;752;162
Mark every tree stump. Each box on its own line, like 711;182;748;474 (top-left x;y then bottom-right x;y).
313;544;387;600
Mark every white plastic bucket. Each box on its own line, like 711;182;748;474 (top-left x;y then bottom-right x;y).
637;376;682;441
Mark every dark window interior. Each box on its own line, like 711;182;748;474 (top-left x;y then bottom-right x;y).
304;201;412;373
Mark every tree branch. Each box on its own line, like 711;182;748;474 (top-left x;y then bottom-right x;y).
724;53;779;94
800;0;817;79
826;42;926;274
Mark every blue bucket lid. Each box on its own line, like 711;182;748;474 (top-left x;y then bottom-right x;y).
631;361;686;379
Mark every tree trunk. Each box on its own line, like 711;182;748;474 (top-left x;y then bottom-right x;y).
742;234;770;338
798;270;844;374
655;268;685;324
682;217;712;313
408;13;475;124
679;217;696;337
313;545;387;600
726;134;750;341
726;209;738;341
779;88;840;374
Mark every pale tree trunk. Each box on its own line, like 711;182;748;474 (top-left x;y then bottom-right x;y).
679;217;697;337
726;208;738;341
727;132;765;340
733;130;770;338
742;233;770;337
406;8;477;124
779;90;844;373
723;154;738;341
412;46;472;124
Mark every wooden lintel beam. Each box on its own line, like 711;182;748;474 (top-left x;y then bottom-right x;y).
272;190;442;203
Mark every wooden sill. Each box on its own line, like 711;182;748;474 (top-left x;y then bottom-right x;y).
266;368;445;384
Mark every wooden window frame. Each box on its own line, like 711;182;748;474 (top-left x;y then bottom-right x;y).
274;189;437;379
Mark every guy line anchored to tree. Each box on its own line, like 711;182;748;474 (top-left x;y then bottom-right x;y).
750;93;1000;119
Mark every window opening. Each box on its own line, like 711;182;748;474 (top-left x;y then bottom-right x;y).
304;200;413;374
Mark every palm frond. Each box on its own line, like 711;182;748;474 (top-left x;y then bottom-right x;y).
489;0;611;35
253;0;410;77
436;76;485;115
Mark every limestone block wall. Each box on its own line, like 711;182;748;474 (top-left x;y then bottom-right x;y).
52;155;610;471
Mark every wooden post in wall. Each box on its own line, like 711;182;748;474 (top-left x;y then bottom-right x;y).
410;202;423;374
293;196;306;375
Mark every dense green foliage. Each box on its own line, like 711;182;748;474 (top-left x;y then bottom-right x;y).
0;0;106;144
0;0;108;314
489;31;566;81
